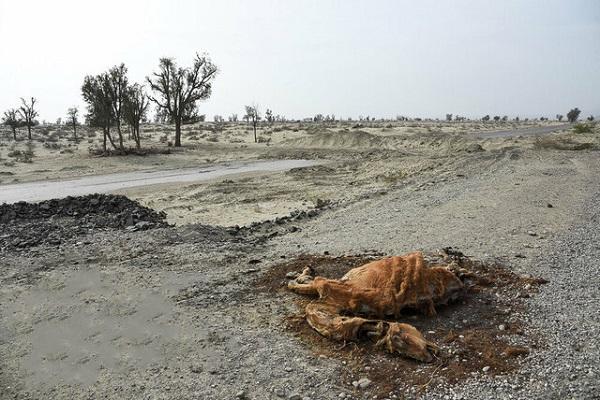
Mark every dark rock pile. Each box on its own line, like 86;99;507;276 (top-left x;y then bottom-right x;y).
0;194;168;251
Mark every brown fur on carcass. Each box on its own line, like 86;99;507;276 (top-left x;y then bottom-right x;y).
288;251;465;362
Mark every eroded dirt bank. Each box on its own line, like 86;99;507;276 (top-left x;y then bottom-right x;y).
1;144;599;399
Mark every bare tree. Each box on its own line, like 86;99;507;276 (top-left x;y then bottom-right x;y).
147;53;218;147
265;108;273;125
556;114;563;122
445;113;453;122
123;83;150;149
567;108;581;123
244;105;261;143
228;113;238;122
18;97;38;140
107;64;129;150
67;107;79;140
2;109;20;140
82;73;116;153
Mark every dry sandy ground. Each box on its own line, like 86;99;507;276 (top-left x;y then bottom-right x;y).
1;120;599;399
0;119;577;225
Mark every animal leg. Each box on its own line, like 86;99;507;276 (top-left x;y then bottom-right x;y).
304;302;438;362
305;302;371;341
288;267;319;295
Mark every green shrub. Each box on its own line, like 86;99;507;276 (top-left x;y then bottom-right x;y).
573;123;595;134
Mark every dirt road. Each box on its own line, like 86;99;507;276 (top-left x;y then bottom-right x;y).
0;159;320;204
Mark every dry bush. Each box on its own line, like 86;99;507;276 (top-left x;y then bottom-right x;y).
43;142;62;149
88;146;171;156
573;122;596;134
533;136;594;151
8;148;34;163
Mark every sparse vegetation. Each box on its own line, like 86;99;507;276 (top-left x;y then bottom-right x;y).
82;72;117;153
18;97;38;140
2;109;20;140
244;105;261;143
573;122;596;134
66;107;79;141
8;147;35;163
567;107;581;123
123;84;150;149
534;135;594;150
147;53;218;147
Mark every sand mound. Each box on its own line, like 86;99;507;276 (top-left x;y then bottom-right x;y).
282;129;479;154
283;130;389;149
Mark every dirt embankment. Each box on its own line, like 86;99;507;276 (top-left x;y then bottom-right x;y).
0;194;168;251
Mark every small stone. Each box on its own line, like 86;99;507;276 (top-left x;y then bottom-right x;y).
356;377;372;389
482;366;491;373
288;394;302;400
236;390;246;399
498;324;506;331
527;231;537;236
285;271;299;279
189;364;203;373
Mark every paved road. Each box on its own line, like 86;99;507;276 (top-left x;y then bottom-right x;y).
475;123;571;138
0;159;320;204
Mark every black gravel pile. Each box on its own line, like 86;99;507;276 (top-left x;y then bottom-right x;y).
0;194;168;251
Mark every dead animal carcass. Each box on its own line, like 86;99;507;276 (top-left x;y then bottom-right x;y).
287;251;469;362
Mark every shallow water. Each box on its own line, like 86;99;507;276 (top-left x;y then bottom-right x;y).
0;159;320;204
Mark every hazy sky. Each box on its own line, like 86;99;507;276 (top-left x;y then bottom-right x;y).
1;0;598;122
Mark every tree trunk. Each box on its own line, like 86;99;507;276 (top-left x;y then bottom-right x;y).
253;122;257;143
105;125;118;150
27;123;31;140
73;122;77;141
12;127;16;141
103;128;107;153
135;129;141;149
175;119;182;147
116;122;124;150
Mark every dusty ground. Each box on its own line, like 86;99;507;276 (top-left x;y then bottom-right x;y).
1;120;599;399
